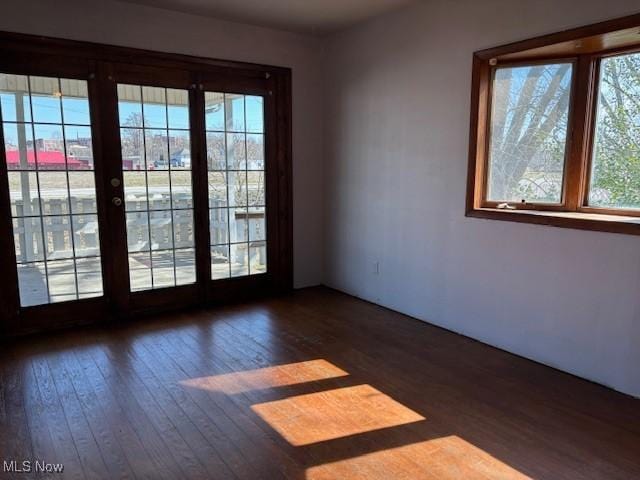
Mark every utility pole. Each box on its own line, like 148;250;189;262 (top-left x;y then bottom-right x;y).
16;91;37;262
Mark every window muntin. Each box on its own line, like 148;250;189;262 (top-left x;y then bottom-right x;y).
1;74;103;306
206;92;266;280
588;52;640;210
486;63;573;204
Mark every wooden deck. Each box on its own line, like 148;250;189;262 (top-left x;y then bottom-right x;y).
1;287;639;479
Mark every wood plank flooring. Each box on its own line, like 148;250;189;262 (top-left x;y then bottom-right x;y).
1;286;639;479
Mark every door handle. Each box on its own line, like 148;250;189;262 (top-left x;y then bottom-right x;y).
112;197;123;207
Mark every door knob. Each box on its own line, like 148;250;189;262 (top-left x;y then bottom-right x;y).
112;197;123;207
111;177;121;187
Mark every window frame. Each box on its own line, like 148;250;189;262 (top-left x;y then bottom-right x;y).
580;45;640;217
482;57;579;210
467;13;640;235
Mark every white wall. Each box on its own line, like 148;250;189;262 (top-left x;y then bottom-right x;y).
323;0;640;397
0;0;324;288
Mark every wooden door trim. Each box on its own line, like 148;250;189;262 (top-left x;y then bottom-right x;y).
0;31;293;338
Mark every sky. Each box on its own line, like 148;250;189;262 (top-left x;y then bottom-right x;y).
2;82;264;148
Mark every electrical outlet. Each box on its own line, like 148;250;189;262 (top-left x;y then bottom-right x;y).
373;261;380;275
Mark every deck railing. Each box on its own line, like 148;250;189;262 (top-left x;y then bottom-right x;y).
11;189;265;264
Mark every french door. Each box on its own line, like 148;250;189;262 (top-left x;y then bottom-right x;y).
0;33;291;336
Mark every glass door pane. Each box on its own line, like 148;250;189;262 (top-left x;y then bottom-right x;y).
1;73;103;306
206;92;267;279
117;84;196;291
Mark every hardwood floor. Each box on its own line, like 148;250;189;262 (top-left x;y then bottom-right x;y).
1;286;639;479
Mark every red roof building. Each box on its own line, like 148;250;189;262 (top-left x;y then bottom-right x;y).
5;150;87;169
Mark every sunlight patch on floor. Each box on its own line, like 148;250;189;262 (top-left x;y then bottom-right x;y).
179;359;348;394
305;435;532;480
251;384;425;446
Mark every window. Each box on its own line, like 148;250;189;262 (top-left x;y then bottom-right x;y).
467;14;640;235
206;92;266;280
589;52;640;210
117;84;196;291
1;74;103;306
487;63;573;204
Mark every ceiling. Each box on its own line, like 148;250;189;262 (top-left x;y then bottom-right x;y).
117;0;417;35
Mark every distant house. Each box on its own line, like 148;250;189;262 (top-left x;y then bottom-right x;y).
122;155;143;170
171;148;191;168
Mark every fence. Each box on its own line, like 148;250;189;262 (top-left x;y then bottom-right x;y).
11;188;265;266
